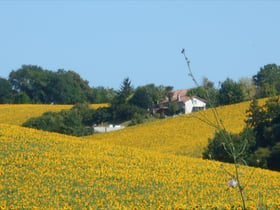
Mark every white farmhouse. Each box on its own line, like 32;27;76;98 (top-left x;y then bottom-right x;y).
157;89;207;115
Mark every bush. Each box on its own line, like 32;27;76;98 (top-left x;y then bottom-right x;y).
129;113;145;126
204;97;280;171
203;128;255;164
23;104;94;137
267;142;280;170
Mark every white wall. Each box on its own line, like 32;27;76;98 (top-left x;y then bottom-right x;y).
94;125;124;133
184;98;206;114
184;100;193;114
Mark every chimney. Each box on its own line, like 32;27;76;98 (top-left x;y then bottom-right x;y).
177;94;181;101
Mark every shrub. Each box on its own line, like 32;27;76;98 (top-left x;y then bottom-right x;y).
202;128;255;164
23;104;94;136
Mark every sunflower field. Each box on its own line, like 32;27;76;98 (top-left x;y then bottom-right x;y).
1;99;279;209
0;104;108;126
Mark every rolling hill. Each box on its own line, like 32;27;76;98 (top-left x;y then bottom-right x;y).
0;99;279;209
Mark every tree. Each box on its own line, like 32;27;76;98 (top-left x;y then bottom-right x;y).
48;70;92;104
267;142;280;170
0;77;13;103
9;65;93;104
202;96;280;170
92;107;112;125
187;77;218;107
239;77;256;101
13;92;31;104
23;103;95;136
165;86;174;103
203;128;255;164
218;78;245;105
253;64;280;98
130;86;152;109
90;86;117;103
111;78;135;121
167;102;179;116
112;103;145;123
245;97;280;170
9;65;52;103
115;77;134;104
130;84;165;112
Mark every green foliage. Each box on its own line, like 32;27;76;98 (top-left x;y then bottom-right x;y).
204;96;280;171
112;104;146;123
13;92;32;104
267;142;280;170
90;86;116;103
9;65;52;103
92;107;112;125
239;77;257;101
203;128;255;164
248;147;271;168
130;84;171;114
112;77;134;105
47;70;92;104
187;78;219;107
129;113;146;126
218;78;245;105
167;102;179;116
253;64;280;98
23;104;95;136
8;65;94;104
0;77;13;103
247;97;280;149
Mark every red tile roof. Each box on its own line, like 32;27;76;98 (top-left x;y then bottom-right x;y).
159;89;207;104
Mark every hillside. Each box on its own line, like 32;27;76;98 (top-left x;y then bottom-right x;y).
86;99;267;157
0;104;108;126
1;99;279;209
0;123;280;209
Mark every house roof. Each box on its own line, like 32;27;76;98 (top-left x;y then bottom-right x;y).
159;89;207;104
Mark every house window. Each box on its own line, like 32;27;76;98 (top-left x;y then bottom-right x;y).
192;107;204;112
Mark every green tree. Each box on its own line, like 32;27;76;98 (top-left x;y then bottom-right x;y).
113;103;145;123
0;77;13;103
111;78;136;122
9;65;52;103
13;92;31;104
23;103;95;136
246;97;280;170
167;102;179;116
253;64;280;98
203;128;255;164
218;78;245;105
187;77;218;107
9;65;93;104
90;86;117;103
115;77;134;104
165;86;174;103
130;84;165;112
267;142;280;170
92;107;112;125
239;77;256;101
48;70;92;104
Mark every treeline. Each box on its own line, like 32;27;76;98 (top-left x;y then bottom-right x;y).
1;64;280;106
203;97;280;171
22;78;172;135
187;64;280;107
0;65;116;104
197;63;280;171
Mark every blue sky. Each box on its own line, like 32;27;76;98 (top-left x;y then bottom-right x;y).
1;1;280;90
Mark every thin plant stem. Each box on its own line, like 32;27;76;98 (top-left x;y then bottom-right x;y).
181;48;246;209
